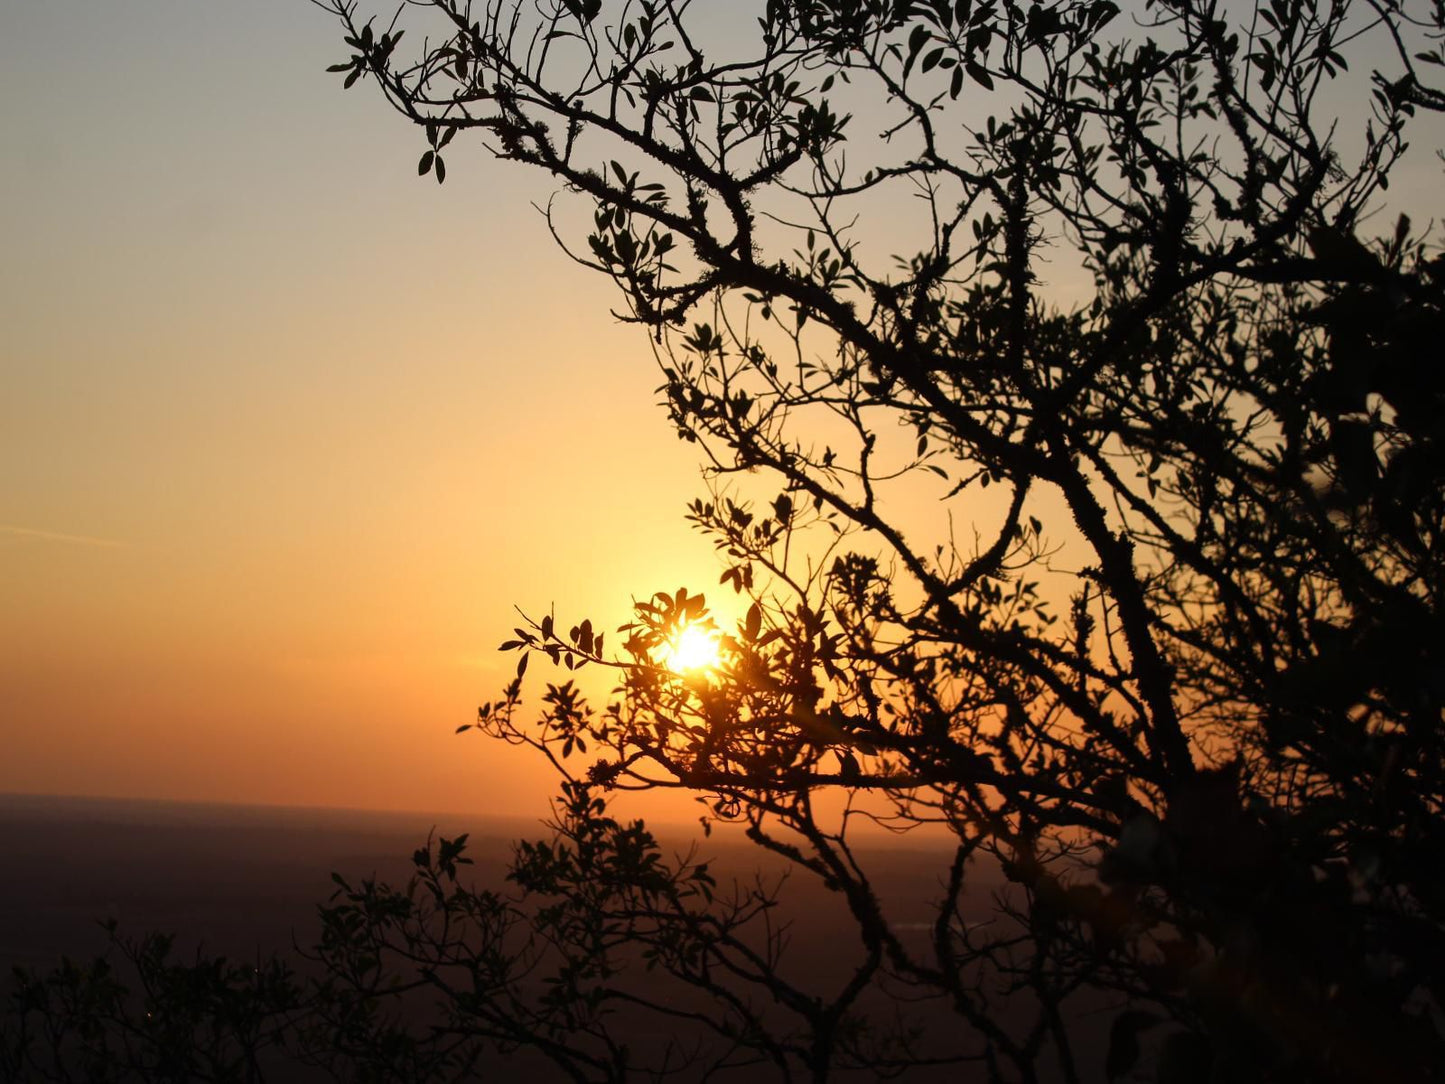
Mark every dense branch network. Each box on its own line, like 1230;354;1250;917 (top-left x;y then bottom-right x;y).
50;0;1425;1079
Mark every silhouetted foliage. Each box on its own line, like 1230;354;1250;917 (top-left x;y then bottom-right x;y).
8;0;1445;1079
303;0;1445;1075
1;925;299;1083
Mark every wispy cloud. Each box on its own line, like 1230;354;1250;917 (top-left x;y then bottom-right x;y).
0;524;125;548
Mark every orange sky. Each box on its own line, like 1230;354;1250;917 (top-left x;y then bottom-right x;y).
0;1;723;819
4;1;1442;821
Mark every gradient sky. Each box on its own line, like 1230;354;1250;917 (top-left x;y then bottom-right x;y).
1;0;723;818
4;1;1441;819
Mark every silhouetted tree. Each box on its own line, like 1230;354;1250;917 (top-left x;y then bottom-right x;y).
11;0;1443;1080
305;0;1445;1078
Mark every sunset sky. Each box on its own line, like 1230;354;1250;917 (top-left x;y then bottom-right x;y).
1;0;722;818
4;2;1442;820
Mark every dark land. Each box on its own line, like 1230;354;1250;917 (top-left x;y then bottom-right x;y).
0;793;530;974
2;793;1076;1080
0;793;982;970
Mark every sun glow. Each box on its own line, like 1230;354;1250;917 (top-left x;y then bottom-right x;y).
663;623;722;674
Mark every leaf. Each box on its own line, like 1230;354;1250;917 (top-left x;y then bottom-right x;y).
1106;1010;1162;1080
908;25;929;59
434;156;446;184
1088;0;1120;30
418;151;434;176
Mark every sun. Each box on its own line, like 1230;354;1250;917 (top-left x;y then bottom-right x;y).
662;622;722;674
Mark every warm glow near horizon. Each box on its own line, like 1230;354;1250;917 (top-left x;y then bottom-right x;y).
3;1;1441;823
0;1;725;822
